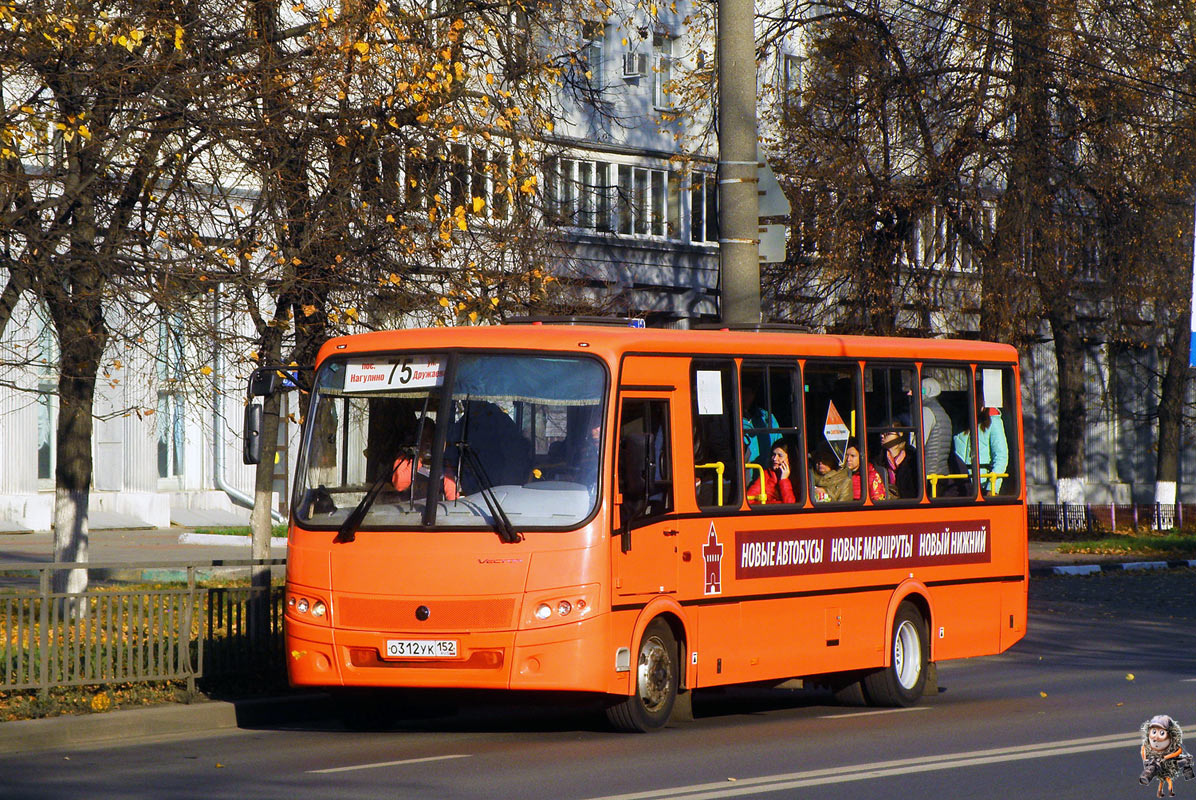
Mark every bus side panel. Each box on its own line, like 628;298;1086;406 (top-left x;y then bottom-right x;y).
1000;579;1028;652
926;583;1002;660
695;604;741;686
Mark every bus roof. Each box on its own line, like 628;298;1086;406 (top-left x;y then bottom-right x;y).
315;323;1019;366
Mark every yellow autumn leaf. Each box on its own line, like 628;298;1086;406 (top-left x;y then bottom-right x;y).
417;112;430;124
490;297;500;306
199;365;213;376
439;297;450;307
1126;673;1135;681
472;196;485;213
301;304;317;317
353;41;369;55
174;24;184;50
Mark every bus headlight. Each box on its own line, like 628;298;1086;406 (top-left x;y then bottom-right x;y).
287;592;330;625
524;586;598;627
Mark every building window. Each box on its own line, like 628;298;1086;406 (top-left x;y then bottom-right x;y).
690;171;718;244
36;314;57;485
783;54;803;109
652;33;674;109
615;164;678;239
582;20;605;85
157;314;185;481
547;157;612;231
411;145;511;222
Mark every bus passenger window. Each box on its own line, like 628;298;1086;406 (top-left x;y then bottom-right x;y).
922;365;972;500
953;367;1018;499
803;362;860;506
865;365;921;501
742;363;802;508
692;360;741;510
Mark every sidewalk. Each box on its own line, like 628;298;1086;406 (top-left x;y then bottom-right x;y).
0;526;285;566
1028;540;1196;576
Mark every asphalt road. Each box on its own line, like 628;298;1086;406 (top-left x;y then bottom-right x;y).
2;569;1194;800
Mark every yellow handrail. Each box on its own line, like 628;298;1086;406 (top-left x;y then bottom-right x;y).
745;463;767;504
927;472;1010;498
696;461;726;506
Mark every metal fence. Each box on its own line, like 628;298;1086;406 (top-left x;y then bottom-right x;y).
1028;503;1194;538
0;559;285;695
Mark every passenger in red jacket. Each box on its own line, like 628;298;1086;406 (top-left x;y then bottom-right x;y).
747;442;797;505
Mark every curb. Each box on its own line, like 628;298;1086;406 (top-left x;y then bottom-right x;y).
0;694;331;755
1031;559;1196;577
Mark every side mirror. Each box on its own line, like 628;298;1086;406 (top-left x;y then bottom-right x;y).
248;369;281;398
243;403;263;465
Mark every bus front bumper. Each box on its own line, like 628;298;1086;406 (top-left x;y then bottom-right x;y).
286;613;610;692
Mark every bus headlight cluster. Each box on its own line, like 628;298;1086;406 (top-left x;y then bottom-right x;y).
288;593;328;621
528;592;593;625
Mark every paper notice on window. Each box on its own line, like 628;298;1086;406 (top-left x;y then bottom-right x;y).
982;368;1003;408
696;370;723;415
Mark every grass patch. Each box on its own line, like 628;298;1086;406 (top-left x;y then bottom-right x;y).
1057;532;1196;557
193;525;289;538
0;681;201;722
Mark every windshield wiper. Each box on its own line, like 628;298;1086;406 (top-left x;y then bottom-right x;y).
458;443;521;544
334;466;391;544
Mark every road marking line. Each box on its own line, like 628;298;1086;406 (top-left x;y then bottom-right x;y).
577;733;1137;800
819;706;932;719
308;754;471;774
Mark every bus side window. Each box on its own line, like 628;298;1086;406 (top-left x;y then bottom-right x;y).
742;362;803;508
692;360;741;510
923;365;972;501
865;365;922;501
803;362;861;506
956;366;1018;500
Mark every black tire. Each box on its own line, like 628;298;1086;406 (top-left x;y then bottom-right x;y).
605;619;678;732
863;601;928;707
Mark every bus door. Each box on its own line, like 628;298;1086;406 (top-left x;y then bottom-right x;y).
613;391;678;597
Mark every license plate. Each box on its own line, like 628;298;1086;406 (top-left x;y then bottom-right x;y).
384;639;458;659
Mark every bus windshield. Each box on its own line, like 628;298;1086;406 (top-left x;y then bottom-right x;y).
295;352;607;531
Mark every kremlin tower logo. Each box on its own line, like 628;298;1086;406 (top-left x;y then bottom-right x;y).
702;523;723;595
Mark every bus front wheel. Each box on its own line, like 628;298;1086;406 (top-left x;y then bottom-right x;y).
606;618;678;732
863;602;928;706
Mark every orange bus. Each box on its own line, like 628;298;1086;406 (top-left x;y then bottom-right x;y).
275;319;1026;731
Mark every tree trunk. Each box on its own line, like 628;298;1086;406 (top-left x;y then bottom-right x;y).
1049;308;1086;504
1154;296;1191;527
51;324;107;608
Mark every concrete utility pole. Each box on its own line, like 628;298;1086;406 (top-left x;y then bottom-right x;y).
717;0;761;325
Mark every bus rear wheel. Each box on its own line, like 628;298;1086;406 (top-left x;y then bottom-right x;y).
606;619;678;732
863;602;928;707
